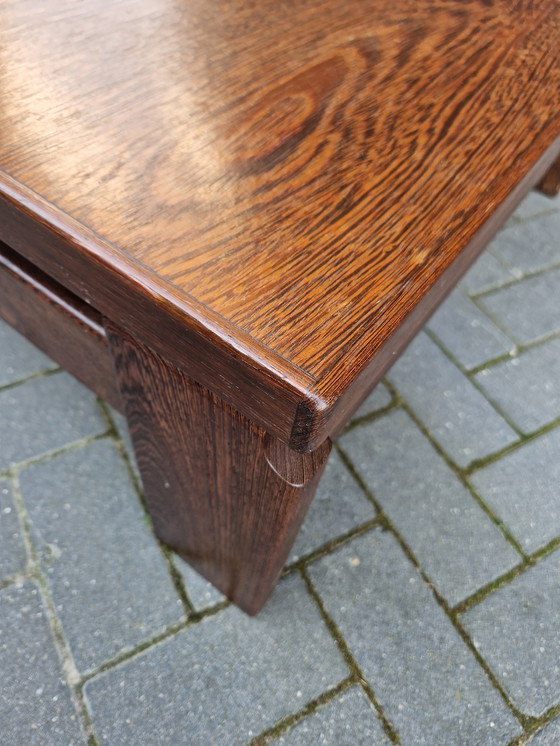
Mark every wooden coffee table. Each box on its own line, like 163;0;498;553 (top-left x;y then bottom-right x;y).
0;0;558;614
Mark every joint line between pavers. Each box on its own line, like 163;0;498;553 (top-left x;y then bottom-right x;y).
283;516;384;577
333;442;387;517
299;566;402;745
0;430;113;480
473;258;560;304
340;384;398;435
392;398;526;559
454;540;560;619
0;569;33;592
335;442;527;727
80;598;231;686
469;330;560;379
246;676;355;746
465;418;560;477
507;700;560;745
0;366;62;395
8;471;101;746
417;329;524;438
97;397;197;619
339;399;560;617
424;325;519;380
388;514;526;727
501;203;560;230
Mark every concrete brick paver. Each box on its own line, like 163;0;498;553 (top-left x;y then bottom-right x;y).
0;320;57;387
469;428;560;554
289;449;375;562
84;574;349;746
1;190;560;744
109;407;229;612
461;548;560;717
507;189;559;222
528;716;560;745
0;479;26;580
340;408;520;606
427;288;515;370
0;582;83;746
109;406;140;479
272;687;391;745
474;337;560;434
477;268;560;345
488;212;560;276
173;556;226;611
387;332;518;467
0;372;107;470
19;439;184;673
172;449;376;608
458;251;516;296
351;382;393;420
308;530;522;745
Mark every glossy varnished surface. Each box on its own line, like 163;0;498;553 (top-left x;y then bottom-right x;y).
1;0;559;444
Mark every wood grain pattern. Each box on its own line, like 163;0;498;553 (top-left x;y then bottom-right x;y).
308;144;560;447
105;321;331;614
0;243;120;408
537;155;560;196
0;0;558;449
0;178;313;446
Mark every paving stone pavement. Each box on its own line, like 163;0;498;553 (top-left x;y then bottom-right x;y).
0;190;559;745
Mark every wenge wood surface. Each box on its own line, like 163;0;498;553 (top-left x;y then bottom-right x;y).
0;243;121;409
1;0;559;448
106;320;331;614
538;155;560;196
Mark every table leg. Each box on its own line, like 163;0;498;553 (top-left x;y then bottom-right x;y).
536;155;560;197
104;320;331;615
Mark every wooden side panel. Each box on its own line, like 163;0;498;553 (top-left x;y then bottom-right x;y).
105;321;331;615
0;242;121;409
537;155;560;197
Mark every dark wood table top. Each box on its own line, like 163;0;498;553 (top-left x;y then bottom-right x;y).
1;0;559;449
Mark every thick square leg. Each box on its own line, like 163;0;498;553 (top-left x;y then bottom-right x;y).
536;155;560;197
105;321;331;615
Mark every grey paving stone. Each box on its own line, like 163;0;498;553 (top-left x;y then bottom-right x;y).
0;321;57;388
387;332;518;467
459;251;515;296
507;189;560;223
469;428;560;554
428;289;515;370
308;530;522;745
0;479;26;580
0;582;84;746
478;269;560;345
108;406;140;479
528;716;560;745
474;337;560;434
109;407;134;456
340;409;519;605
19;439;183;673
172;555;225;611
289;450;375;563
461;549;560;716
84;574;349;746
0;372;107;470
273;687;391;745
489;213;560;276
351;383;393;420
